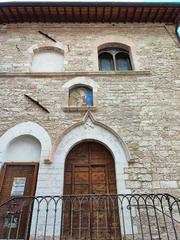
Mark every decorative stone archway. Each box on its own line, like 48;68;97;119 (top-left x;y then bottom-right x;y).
50;111;130;195
30;112;133;237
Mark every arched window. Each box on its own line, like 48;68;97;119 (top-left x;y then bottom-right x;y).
69;86;93;107
31;47;64;72
98;47;132;71
99;52;113;71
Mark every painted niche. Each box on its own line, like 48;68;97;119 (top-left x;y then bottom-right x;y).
69;86;93;107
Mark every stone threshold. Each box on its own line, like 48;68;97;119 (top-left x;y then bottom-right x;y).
0;71;151;78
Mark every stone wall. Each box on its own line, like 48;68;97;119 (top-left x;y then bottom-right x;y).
0;22;179;196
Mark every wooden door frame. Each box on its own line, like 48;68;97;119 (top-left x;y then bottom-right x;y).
0;162;39;197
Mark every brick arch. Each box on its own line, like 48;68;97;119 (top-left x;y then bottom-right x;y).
0;122;52;165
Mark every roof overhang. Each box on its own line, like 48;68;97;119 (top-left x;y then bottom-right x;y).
0;2;179;24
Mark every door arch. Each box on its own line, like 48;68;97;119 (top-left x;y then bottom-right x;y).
63;141;121;239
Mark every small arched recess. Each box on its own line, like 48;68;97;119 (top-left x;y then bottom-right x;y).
62;77;99;112
6;135;41;163
0;122;52;167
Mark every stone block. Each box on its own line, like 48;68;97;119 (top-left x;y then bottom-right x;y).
160;181;178;189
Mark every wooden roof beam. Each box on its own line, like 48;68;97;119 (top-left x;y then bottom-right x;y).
138;7;144;22
55;6;61;22
124;7;128;23
0;8;9;23
115;7;121;22
145;8;152;23
166;8;175;23
63;6;68;22
31;6;38;22
131;7;136;23
170;8;179;23
159;7;168;23
8;7;17;22
0;4;179;24
153;7;160;23
174;10;180;24
16;7;24;23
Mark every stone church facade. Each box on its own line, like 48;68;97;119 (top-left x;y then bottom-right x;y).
0;2;179;239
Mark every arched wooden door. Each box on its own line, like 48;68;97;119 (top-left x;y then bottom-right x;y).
63;141;121;239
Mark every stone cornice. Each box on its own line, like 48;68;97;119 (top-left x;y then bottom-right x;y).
0;71;151;78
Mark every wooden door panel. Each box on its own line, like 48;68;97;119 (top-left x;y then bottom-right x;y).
64;184;71;195
0;163;38;239
64;171;71;184
73;165;89;194
63;142;121;240
109;171;116;183
91;229;110;240
74;172;89;184
92;184;106;194
109;184;117;193
74;184;89;194
0;166;34;202
0;164;38;203
91;171;106;183
74;166;89;171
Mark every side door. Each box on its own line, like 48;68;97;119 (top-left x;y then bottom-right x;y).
0;163;39;239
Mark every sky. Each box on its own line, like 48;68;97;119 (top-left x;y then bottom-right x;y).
0;0;178;1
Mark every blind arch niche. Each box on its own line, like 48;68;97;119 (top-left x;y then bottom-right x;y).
31;47;64;72
5;135;41;163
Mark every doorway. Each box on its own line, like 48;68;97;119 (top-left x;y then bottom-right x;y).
63;141;121;239
0;163;39;239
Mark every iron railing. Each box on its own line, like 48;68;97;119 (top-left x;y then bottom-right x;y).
0;194;180;239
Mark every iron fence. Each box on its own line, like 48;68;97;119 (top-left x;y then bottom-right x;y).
0;194;180;239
